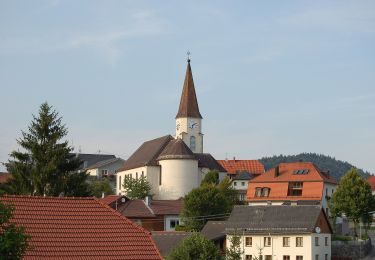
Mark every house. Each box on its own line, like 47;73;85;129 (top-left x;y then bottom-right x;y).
247;162;338;215
152;231;193;258
74;153;124;179
103;195;183;231
226;205;333;260
0;195;162;259
201;221;227;254
231;172;255;201
367;176;375;195
217;159;265;178
116;59;226;199
0;172;11;184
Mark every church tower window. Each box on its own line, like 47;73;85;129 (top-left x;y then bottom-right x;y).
190;136;196;151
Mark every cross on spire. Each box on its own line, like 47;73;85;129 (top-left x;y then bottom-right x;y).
187;51;191;62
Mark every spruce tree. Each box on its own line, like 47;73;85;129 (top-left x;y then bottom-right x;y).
6;102;89;196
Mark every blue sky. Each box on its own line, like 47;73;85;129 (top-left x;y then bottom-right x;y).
1;0;375;173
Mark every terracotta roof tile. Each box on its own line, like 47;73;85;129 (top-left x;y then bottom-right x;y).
118;200;155;218
150;200;183;215
367;176;375;191
246;162;338;202
217;160;265;175
0;195;162;260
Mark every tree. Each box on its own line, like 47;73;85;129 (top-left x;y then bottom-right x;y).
226;233;243;260
89;179;114;198
0;201;30;259
201;170;219;185
5;102;88;196
122;175;151;199
166;233;221;260
181;176;238;231
329;168;375;237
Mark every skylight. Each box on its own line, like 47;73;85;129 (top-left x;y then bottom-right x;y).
293;169;309;175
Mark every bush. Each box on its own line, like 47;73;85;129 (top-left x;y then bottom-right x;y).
332;235;352;241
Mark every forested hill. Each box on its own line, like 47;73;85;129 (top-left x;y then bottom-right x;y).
259;153;372;181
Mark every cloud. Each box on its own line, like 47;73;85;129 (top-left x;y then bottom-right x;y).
0;8;165;65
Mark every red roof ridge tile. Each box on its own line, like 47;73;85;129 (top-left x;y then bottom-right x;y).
1;194;96;200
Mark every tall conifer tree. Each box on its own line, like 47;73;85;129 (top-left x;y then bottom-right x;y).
6;102;89;196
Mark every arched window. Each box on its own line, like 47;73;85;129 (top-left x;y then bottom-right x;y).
190;136;196;151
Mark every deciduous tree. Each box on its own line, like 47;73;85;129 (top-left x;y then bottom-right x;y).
0;201;30;259
122;175;151;199
166;233;221;260
329;168;375;237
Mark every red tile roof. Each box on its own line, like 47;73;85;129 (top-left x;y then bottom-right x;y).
217;160;265;175
0;195;162;260
150;200;183;215
247;162;338;201
367;176;375;191
99;195;124;205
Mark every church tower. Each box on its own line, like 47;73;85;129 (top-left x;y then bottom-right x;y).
175;59;203;153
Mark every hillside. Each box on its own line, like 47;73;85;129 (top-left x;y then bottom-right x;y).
259;153;372;181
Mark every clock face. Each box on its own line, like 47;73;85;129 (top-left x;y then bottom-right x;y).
189;120;198;129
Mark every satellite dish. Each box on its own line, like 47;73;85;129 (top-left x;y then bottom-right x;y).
315;227;321;234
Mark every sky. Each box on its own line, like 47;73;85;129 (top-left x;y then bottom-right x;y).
1;0;375;173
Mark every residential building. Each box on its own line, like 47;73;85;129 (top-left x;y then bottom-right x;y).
217;159;265;178
201;221;227;254
152;231;193;259
116;60;226;199
247;162;338;214
0;195;162;259
103;196;183;231
226;205;332;260
367;176;375;195
0;172;11;184
85;157;125;178
231;172;255;201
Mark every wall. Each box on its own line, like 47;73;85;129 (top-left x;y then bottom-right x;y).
157;159;199;200
176;117;203;153
227;233;331;260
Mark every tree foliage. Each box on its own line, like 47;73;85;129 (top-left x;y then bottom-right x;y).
226;234;243;260
260;153;371;181
89;179;114;198
5;102;89;196
166;233;221;260
201;170;219;185
329;168;375;237
181;172;238;231
122;175;151;199
0;201;30;259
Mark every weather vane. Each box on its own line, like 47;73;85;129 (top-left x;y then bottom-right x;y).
187;51;191;62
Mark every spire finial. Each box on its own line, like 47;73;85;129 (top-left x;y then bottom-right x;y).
187;51;191;63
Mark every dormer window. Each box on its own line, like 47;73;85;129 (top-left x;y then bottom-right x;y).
255;187;271;197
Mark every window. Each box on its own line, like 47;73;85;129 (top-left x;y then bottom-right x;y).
245;237;252;247
170;219;179;229
119;176;122;190
239;194;245;201
141;171;144;177
190;136;196;151
296;237;303;247
283;237;290;247
101;169;108;175
136;172;138;180
325;237;328;246
159;170;162;186
283;256;290;260
242;181;245;186
234;182;237;186
325;254;328;260
315;237;319;246
288;182;303;196
315;255;319;260
265;256;272;260
326;208;329;215
296;256;303;260
245;255;252;260
264;237;271;247
255;187;271;197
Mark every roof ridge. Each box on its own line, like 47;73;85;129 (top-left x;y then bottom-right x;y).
0;194;96;200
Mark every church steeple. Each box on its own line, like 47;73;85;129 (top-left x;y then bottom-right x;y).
175;59;202;119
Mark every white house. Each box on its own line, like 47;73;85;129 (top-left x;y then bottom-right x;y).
226;205;333;260
116;59;226;199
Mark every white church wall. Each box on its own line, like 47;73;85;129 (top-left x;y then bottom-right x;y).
157;159;199;200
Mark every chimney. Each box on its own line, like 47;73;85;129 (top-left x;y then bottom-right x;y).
233;156;236;161
275;165;280;177
145;195;152;206
102;192;105;198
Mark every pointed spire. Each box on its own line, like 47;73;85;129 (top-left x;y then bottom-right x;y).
175;59;203;119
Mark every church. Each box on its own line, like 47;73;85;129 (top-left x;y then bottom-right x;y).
116;59;226;200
